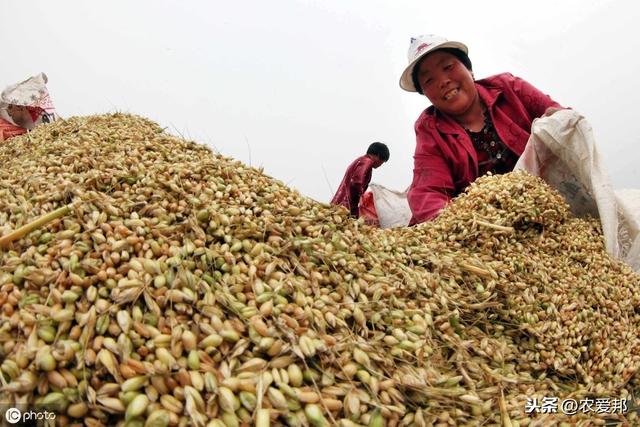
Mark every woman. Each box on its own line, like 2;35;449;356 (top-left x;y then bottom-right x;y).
0;72;58;141
399;34;563;224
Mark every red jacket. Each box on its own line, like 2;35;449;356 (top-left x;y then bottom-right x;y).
331;154;375;217
0;118;26;141
408;73;562;224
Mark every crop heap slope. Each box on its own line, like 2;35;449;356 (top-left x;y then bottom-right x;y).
0;114;639;426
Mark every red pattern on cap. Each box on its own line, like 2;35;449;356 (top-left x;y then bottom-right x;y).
415;43;431;54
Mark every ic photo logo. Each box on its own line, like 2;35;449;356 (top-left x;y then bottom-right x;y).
4;407;56;424
5;407;21;424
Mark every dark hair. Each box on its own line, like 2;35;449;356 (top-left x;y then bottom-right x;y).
367;142;390;162
411;47;473;95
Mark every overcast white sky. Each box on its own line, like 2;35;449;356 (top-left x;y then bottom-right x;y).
1;0;638;202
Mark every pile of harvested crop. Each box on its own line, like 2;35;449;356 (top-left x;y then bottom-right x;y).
0;114;638;427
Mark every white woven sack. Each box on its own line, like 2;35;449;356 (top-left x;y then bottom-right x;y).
515;109;639;272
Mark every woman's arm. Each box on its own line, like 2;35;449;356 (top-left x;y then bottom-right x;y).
509;74;563;120
408;148;456;224
0;118;27;141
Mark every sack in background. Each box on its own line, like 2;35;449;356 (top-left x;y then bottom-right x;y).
369;183;412;229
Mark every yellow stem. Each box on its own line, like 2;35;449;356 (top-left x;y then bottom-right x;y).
499;388;513;427
0;205;71;249
459;262;493;278
475;220;515;233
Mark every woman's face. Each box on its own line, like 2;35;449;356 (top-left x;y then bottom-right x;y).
415;50;477;118
7;105;33;128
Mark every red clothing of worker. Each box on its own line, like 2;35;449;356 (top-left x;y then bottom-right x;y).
331;154;376;217
0;118;26;141
408;73;562;224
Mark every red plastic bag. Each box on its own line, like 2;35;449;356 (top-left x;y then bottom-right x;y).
358;191;379;227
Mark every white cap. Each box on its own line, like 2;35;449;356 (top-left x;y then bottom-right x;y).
399;34;468;92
